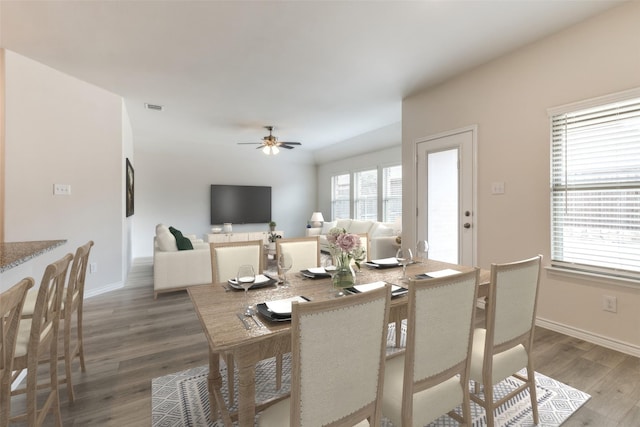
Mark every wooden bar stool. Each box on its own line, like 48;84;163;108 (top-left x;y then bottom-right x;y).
10;253;73;426
0;278;34;427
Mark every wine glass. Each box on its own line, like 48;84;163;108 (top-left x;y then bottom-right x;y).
416;240;429;263
278;253;293;288
237;265;256;316
396;248;413;282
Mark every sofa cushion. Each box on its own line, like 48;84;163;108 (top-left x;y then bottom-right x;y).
349;220;374;234
169;226;194;251
321;220;337;234
156;229;178;252
370;223;395;238
335;219;352;231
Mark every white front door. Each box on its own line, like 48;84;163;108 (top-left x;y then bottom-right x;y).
416;127;476;265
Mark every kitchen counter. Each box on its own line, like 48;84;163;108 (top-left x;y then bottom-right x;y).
0;240;67;273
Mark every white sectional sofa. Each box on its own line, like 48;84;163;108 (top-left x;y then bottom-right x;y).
153;224;212;298
306;219;400;260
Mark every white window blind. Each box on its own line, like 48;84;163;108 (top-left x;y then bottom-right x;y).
331;174;350;220
382;165;402;222
550;95;640;279
354;169;377;221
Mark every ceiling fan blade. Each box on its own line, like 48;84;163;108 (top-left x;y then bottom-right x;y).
279;144;295;149
237;142;262;145
279;141;301;145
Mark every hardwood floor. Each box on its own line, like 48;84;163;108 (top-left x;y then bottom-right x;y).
8;261;640;426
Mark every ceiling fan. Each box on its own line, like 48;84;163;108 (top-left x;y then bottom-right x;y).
237;126;302;155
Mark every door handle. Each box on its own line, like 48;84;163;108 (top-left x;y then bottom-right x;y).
463;223;471;229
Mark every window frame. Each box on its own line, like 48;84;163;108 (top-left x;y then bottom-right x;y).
548;87;640;282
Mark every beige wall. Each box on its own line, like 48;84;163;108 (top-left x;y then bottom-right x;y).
403;2;640;354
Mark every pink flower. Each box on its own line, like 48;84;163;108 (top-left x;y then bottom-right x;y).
336;233;361;253
326;227;345;245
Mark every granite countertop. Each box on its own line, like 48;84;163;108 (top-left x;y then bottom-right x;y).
0;240;67;273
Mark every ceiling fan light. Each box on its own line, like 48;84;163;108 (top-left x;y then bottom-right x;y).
272;146;280;155
262;146;271;155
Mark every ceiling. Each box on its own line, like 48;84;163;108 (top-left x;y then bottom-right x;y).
0;0;623;156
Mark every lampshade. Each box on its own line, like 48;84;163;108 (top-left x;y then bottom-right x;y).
309;212;324;227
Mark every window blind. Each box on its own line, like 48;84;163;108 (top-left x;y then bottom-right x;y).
354;169;377;221
550;96;640;279
331;174;350;220
382;165;402;222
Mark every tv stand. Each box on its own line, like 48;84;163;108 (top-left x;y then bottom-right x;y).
206;230;284;245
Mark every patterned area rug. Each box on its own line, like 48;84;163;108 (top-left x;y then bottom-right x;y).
152;324;590;427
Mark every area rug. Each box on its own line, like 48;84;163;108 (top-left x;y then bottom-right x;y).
152;325;590;427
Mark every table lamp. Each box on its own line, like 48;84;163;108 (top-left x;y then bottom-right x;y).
309;212;324;228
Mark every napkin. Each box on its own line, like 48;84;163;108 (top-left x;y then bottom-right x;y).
228;274;271;285
352;281;403;293
417;269;460;279
265;296;308;314
370;258;400;266
307;267;327;274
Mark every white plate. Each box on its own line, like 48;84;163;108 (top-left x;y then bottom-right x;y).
371;257;400;266
265;296;309;315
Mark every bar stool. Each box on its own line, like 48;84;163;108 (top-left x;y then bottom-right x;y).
10;253;73;426
0;278;34;427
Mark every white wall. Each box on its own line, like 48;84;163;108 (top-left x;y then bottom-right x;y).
3;50;126;294
402;2;640;354
132;145;316;258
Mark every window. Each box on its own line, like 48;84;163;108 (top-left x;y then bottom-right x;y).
354;169;377;220
550;91;640;280
331;174;350;220
330;164;402;222
382;165;402;222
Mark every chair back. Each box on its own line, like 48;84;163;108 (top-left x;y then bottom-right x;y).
0;278;34;424
290;285;391;426
210;240;263;282
276;236;320;273
65;241;94;317
31;254;74;351
487;255;542;353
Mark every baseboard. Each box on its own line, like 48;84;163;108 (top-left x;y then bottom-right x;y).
536;317;640;358
85;281;124;299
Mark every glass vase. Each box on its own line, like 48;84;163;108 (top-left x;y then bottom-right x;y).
332;263;356;291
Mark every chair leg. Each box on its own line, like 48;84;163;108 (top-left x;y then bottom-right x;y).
484;383;495;427
528;368;539;424
276;354;283;390
77;308;87;372
50;353;63;427
64;319;76;403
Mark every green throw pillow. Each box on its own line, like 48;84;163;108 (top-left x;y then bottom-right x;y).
169;226;194;250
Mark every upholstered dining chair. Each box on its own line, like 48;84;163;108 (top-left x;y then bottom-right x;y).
0;277;34;427
210;240;263;283
11;253;73;426
382;269;479;427
469;255;542;427
258;285;391;427
275;236;320;274
210;239;266;405
19;241;94;403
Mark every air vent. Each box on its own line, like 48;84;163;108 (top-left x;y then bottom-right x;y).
144;103;164;111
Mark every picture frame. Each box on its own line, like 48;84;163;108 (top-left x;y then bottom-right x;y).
126;158;134;217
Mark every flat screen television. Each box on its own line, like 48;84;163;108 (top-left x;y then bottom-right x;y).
210;185;272;225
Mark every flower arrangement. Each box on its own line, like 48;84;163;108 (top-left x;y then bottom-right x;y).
326;227;366;270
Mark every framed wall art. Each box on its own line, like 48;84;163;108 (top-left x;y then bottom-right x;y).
126;158;134;217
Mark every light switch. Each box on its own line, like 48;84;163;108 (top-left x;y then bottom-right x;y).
53;184;71;195
491;182;505;195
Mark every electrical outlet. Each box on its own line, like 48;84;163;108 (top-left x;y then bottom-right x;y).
602;295;617;313
90;262;97;274
491;181;505;195
53;184;71;195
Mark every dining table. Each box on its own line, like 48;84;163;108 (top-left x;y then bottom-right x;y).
187;258;490;426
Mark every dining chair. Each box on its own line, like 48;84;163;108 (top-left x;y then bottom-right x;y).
275;236;320;274
258;285;391;427
355;232;370;263
10;253;73;426
469;255;542;427
0;277;34;427
210;240;263;283
19;241;94;403
382;269;479;427
210;239;267;405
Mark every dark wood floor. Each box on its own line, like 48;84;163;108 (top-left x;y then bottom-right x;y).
9;261;640;426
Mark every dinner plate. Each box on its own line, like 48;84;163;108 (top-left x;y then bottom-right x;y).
256;296;311;321
345;281;408;298
364;261;401;269
300;268;331;279
227;274;277;290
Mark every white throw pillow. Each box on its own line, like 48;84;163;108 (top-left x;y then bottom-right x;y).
336;219;352;231
371;224;394;238
349;220;374;234
156;223;170;236
321;221;337;234
156;229;178;251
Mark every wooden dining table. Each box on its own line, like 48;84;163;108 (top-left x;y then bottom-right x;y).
188;258;490;426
